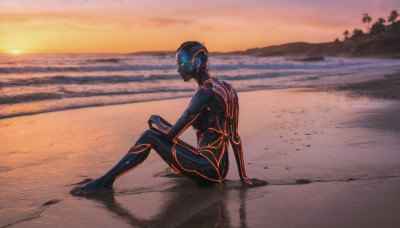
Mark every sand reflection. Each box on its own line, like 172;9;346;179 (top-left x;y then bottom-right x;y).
86;181;249;227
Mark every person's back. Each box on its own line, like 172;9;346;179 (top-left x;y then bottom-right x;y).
188;76;235;181
186;74;250;184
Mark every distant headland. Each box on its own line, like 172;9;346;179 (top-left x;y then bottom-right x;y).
131;10;400;59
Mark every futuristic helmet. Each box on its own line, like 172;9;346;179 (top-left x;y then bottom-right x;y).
176;44;208;81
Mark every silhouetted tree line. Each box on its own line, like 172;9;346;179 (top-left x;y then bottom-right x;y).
341;10;399;42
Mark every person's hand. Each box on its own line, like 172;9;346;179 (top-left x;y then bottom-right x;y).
148;115;160;128
243;177;268;187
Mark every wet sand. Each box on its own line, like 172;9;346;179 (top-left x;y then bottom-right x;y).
1;80;400;227
327;72;400;100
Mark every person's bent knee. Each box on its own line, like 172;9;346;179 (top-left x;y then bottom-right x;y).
142;129;157;137
136;129;164;146
138;129;158;141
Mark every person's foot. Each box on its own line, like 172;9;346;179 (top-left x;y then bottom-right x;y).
70;177;113;196
243;177;268;187
248;178;268;187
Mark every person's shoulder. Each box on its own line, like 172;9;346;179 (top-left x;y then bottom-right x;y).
195;83;214;99
221;80;232;90
196;79;215;95
219;80;237;96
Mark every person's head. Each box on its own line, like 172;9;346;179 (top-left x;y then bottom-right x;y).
176;41;208;82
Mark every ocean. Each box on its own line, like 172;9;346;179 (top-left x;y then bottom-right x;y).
1;53;399;118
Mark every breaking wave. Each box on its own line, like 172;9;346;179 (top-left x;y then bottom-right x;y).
0;53;399;119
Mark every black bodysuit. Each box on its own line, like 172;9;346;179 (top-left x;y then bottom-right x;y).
73;70;252;195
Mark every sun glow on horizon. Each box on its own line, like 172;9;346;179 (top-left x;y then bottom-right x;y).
9;50;22;54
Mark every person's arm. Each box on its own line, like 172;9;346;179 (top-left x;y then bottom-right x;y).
229;94;251;185
149;87;213;141
229;90;267;187
148;115;173;132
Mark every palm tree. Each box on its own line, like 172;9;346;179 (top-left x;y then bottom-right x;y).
388;10;398;24
378;17;386;24
343;30;349;40
362;13;372;31
370;18;387;34
352;29;364;37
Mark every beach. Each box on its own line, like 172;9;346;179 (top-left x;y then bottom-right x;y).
1;73;400;227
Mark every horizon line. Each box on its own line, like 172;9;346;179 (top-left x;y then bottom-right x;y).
0;40;330;55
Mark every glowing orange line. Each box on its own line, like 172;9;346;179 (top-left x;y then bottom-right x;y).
215;115;223;133
220;83;234;119
211;136;224;147
173;113;200;141
208;127;223;134
200;149;218;163
231;136;241;145
170;164;181;174
172;143;222;182
115;163;141;180
238;143;247;178
158;129;169;134
199;152;220;178
117;143;152;179
234;101;239;125
199;136;224;150
128;144;151;154
176;141;198;154
217;142;228;164
231;105;234;120
190;48;205;57
221;161;230;180
203;78;213;85
174;136;221;178
190;49;206;66
221;83;232;96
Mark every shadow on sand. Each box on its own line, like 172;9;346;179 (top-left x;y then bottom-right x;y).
84;180;251;227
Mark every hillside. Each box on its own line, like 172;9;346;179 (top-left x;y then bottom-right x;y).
224;36;400;58
223;21;400;59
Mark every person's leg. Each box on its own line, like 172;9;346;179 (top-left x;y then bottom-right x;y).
71;131;153;195
71;129;218;195
141;130;221;184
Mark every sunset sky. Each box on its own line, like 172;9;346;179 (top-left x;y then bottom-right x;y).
0;0;398;53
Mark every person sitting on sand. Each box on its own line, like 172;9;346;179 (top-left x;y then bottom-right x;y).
72;41;266;195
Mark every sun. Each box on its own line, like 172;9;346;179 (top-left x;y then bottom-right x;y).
9;50;22;54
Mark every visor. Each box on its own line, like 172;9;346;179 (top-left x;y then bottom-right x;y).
176;49;191;67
